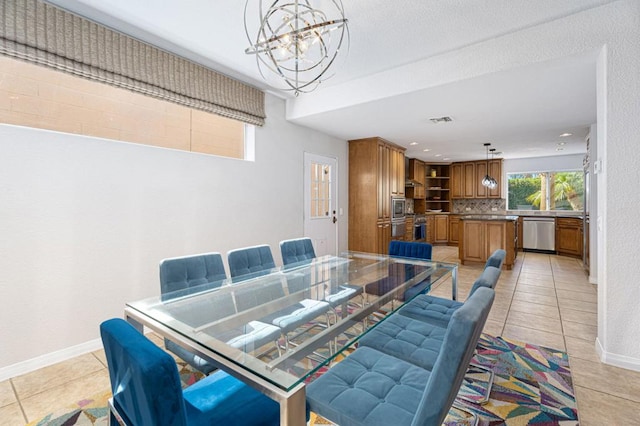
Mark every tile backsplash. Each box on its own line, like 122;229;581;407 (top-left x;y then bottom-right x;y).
453;199;506;214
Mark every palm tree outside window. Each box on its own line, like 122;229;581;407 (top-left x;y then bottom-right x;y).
507;171;584;211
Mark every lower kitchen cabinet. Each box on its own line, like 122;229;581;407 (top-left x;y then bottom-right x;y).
459;218;517;269
448;215;460;245
377;220;392;254
556;217;583;257
426;214;449;244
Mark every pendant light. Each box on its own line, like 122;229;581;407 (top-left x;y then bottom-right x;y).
481;143;493;187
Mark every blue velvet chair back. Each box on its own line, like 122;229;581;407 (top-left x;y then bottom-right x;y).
159;253;227;301
469;265;502;295
412;287;495;425
389;240;432;260
280;238;316;268
485;249;507;270
100;318;188;426
227;244;276;282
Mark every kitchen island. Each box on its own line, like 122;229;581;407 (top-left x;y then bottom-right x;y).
458;215;518;270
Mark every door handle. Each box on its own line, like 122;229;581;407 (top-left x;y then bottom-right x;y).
332;216;337;224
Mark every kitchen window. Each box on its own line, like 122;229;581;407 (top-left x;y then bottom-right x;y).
507;171;584;211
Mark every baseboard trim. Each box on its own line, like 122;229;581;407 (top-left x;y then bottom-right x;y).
0;338;104;382
595;337;640;372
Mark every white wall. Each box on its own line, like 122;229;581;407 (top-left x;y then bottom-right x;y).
503;154;584;174
0;93;348;378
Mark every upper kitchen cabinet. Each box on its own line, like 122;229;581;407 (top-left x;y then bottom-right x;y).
451;159;503;199
390;146;405;197
349;137;406;253
406;158;425;199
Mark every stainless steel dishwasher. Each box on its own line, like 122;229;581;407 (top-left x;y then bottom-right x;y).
523;217;556;252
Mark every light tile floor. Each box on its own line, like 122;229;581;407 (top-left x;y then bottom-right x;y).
1;247;640;425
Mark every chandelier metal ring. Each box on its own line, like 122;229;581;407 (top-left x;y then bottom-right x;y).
244;0;349;95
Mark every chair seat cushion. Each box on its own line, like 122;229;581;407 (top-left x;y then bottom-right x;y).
358;314;446;371
224;321;282;351
184;370;280;426
325;285;361;306
397;294;463;328
267;299;330;332
306;346;430;426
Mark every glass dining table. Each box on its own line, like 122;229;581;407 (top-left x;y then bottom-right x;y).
124;251;458;426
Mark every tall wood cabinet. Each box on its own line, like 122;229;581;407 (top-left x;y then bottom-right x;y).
451;159;503;199
349;137;406;253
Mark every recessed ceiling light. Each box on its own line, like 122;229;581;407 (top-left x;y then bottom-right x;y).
557;142;566;146
556;147;565;151
559;132;572;137
423;148;431;152
434;154;442;157
409;142;418;146
429;116;453;124
443;157;451;161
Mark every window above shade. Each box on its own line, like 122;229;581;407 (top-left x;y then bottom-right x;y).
0;0;266;126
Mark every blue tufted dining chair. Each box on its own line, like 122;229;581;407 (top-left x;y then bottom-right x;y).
100;318;281;426
306;287;495;426
279;237;316;266
388;240;434;301
280;238;363;321
159;252;281;373
159;252;228;374
227;244;277;282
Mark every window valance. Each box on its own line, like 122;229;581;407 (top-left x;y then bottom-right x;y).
0;0;266;126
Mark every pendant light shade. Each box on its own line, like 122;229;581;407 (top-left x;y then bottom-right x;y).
482;143;498;189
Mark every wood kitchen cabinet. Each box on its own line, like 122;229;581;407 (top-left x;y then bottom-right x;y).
450;163;463;199
459;218;517;269
349;137;406;254
426;214;448;244
556;217;583;258
406;159;425;199
377;220;392;254
390;146;405;197
451;159;503;199
448;215;460;245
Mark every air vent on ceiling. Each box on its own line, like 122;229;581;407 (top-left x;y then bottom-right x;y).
429;116;453;124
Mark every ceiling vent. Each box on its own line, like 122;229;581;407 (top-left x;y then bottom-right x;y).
429;116;453;124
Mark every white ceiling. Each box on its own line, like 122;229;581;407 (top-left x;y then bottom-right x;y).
48;0;612;162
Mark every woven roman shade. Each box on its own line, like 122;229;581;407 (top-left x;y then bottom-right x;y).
0;0;265;126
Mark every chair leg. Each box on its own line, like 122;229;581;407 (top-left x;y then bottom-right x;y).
457;362;495;405
108;398;128;426
451;401;479;426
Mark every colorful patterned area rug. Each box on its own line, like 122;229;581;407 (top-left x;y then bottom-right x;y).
29;334;578;426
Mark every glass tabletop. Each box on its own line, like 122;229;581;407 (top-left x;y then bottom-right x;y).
125;251;457;391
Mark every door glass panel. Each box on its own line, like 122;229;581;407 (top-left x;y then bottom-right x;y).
310;162;332;218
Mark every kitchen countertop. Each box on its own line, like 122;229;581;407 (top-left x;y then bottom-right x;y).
459;214;518;221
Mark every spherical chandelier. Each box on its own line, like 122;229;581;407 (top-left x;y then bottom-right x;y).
244;0;349;95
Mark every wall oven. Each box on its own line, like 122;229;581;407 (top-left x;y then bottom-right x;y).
391;219;406;238
391;197;406;221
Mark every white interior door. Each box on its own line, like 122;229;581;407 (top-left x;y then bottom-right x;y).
304;153;338;256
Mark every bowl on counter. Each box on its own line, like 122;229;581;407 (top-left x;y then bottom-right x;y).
427;209;443;212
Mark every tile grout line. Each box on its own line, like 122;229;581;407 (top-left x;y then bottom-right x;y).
9;379;28;424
